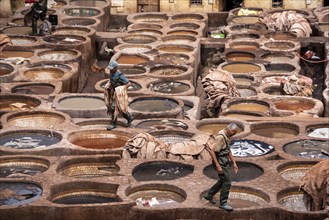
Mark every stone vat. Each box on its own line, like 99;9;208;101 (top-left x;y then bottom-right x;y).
250;122;300;138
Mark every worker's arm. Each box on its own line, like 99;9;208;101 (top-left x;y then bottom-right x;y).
206;145;223;174
228;151;238;173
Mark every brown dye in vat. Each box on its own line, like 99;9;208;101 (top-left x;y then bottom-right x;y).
227;53;255;61
0;51;34;58
129;99;178;112
2;27;31;35
158;46;193;53
12;85;55;95
223;63;261;73
59;97;105;109
274;100;314;111
72;138;126;149
0;100;38;111
198;124;242;135
117;55;148;65
230;44;259;51
24;69;64;80
253;127;298;138
0;66;13;76
232;17;259;24
229;103;269;112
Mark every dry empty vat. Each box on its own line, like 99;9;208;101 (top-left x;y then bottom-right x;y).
283;139;329;159
277;161;318;184
277;187;312;212
0;156;49;178
260;51;297;63
50;182;120;204
0;130;62;149
68;129;131;150
230;139;274;157
135;119;188;131
0;94;41;112
0;181;42;205
120;34;157;44
126;183;186;208
132;161;194;181
57;156;120;178
203;161;263;182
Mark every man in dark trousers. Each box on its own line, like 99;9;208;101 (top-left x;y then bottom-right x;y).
204;123;239;211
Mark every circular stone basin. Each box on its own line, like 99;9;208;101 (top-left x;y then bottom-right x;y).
58;158;120;178
197;123;243;135
251;123;299;138
129;23;163;30
129;97;179;112
68;130;130;150
128;29;162;36
230;33;260;40
167;30;198;36
127;184;186;208
6;111;65;128
154;53;190;65
172;14;204;21
136;119;188;130
273;99;315;111
150;66;187;76
229;23;265;32
76;119;127;129
148;81;190;94
222;63;261;73
100;80;141;92
262;85;284;95
0;182;42;205
226;52;255;62
62;18;97;26
277;161;318;184
232;16;260;24
264;41;296;50
278;189;311;212
283;140;329;159
0;95;41;111
162;35;196;44
156;45;194;53
307;126;329;139
9;36;37;45
0;157;49;178
233;75;254;86
51;182;119;204
238;86;257;97
43;35;86;44
265;63;296;73
0;130;61;149
38;50;78;61
119;66;146;75
12;83;56;95
261;52;295;62
58;96;105;109
53;26;91;35
152;131;194;144
133;14;168;22
170;23;200;30
24;68;65;80
204;161;263;182
122;34;157;44
230;139;274;157
0;63;14;76
209;187;269;208
63;8;101;17
117;54;149;65
132;161;194;181
228;42;260;51
0;50;34;58
228;100;270;113
1;26;32;35
265;31;297;40
69;0;108;7
221;111;264;118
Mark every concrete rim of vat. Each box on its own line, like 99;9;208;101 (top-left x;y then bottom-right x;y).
1;110;71;129
261;40;301;52
0;94;42;112
195;118;251;139
127;12;169;23
147;79;194;96
127;23;163;30
276;160;318;183
49;181;122;205
113;44;153;54
166;29;199;36
250;121;300;138
119;34;158;44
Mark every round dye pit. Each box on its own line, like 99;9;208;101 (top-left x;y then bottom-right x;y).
1;26;32;35
222;63;261;73
273;99;315;111
167;30;198;36
12;83;56;95
264;31;297;40
227;100;270;113
63;8;101;17
132;14;168;23
263;41;296;50
136;119;188;130
278;189;311;212
0;157;49;178
76;119;126;129
238;86;257;97
6;111;66;128
0;63;14;76
221;111;264;118
230;33;260;40
0;130;62;149
129;97;179;112
229;23;265;32
154;53;190;65
265;63;296;74
117;45;152;54
262;85;284;96
203;162;263;182
128;29;162;36
277;161;318;184
170;23;200;30
38;50;79;61
121;34;157;44
0;182;42;205
23;68;65;80
150;65;188;76
231;16;260;24
118;66;146;76
0;95;41;111
117;54;149;65
228;42;260;51
10;36;37;45
151;131;194;144
53;26;92;35
230;139;274;157
68;130;131;150
129;23;163;30
233;75;254;86
0;50;34;58
42;35;87;44
148;81;190;94
69;0;108;7
127;184;186;208
251;123;299;138
283;140;329;159
162;35;196;44
156;45;194;53
307;126;329;139
58;96;105;109
62;18;97;26
58;158;120;178
226;52;255;62
208;187;269;208
197;123;243;135
172;14;204;21
132;161;193;181
261;52;296;62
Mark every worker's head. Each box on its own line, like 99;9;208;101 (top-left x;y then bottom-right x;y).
224;123;239;137
108;61;118;73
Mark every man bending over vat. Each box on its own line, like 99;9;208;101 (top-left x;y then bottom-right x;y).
104;61;134;130
203;123;239;211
